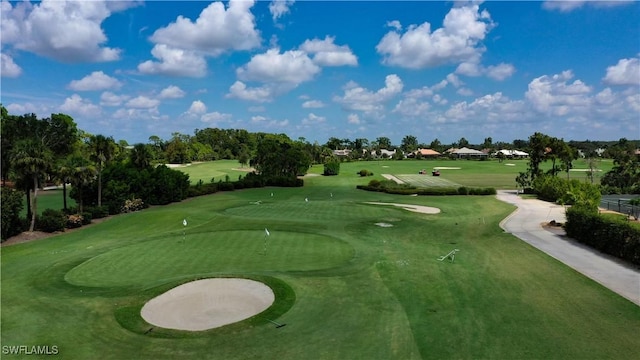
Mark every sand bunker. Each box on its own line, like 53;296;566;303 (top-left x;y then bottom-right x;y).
365;202;440;214
141;278;274;331
433;167;461;170
375;222;394;227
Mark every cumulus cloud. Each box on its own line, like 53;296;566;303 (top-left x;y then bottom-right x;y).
0;53;22;77
68;71;122;91
1;0;128;63
347;113;361;124
237;48;320;85
603;55;640;86
201;111;232;123
542;1;633;12
302;100;325;108
159;85;186;99
100;91;129;107
486;63;516;81
525;70;592;116
126;96;160;109
226;81;275;103
149;0;260;57
301;113;326;125
334;74;404;114
60;94;102;117
187;100;207;115
269;0;295;21
441;92;526;123
376;4;493;69
393;97;431;118
138;44;207;77
299;36;358;67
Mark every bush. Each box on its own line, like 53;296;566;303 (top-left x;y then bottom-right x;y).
121;198;144;213
458;186;469;195
566;207;640;265
323;160;340;176
37;209;66;233
87;206;109;219
81;212;92;225
368;179;381;188
358;169;373;177
1;188;25;241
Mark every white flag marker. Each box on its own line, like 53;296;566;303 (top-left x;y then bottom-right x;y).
265;228;270;236
305;197;308;202
183;219;187;226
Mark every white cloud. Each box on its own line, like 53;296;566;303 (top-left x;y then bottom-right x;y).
603;55;640;86
446;73;463;88
457;88;474;96
347;114;361;124
386;20;402;31
299;36;358;67
201;111;232;123
441;92;527;123
159;85;186;99
393;97;431;118
138;44;207;77
187;100;207;115
301;113;326;125
486;63;516;81
250;115;289;128
126;96;160;109
526;70;592;116
0;53;22;77
1;0;124;63
376;4;493;69
237;48;320;85
248;105;266;112
149;0;260;57
68;71;122;91
456;60;515;81
60;94;101;117
226;81;275;103
302;100;325;108
269;0;295;21
100;91;129;107
334;74;404;114
542;1;633;12
251;115;268;123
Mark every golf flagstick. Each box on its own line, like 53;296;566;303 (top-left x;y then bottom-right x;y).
264;228;270;255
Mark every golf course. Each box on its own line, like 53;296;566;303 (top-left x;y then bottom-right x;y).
2;159;638;359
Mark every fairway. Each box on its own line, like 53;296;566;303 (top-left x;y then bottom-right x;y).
2;160;638;359
395;174;461;187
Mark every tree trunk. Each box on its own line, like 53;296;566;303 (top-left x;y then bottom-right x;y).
98;168;102;207
29;176;38;232
62;182;68;212
25;189;32;224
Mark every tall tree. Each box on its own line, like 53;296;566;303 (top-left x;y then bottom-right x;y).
89;135;117;207
458;137;469;148
10;139;52;231
130;143;153;170
400;135;418;153
375;136;392;149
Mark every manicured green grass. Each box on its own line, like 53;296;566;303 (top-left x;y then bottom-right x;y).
171;160;252;184
2;162;638;359
20;189;76;216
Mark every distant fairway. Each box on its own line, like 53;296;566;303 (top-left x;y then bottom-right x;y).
2;158;638;359
395;174;462;188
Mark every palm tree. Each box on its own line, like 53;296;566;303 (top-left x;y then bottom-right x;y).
10;139;52;231
88;135;116;207
67;157;97;214
130;143;152;170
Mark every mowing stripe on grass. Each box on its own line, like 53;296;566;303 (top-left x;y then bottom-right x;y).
395;174;461;188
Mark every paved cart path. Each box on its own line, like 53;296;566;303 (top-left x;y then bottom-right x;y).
497;190;640;306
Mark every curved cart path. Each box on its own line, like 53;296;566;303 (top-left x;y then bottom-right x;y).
497;190;640;306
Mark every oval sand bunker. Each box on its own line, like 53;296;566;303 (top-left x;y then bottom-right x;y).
141;278;275;331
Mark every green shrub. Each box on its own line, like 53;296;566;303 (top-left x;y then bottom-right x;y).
358;169;373;177
1;188;25;241
566;207;640;265
368;179;381;188
458;186;469;195
323;159;340;176
81;212;92;225
37;209;66;233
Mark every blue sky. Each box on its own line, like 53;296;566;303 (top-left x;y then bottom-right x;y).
1;0;639;146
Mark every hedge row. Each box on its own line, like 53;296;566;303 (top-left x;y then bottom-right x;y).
565;207;640;266
188;173;303;198
356;185;496;196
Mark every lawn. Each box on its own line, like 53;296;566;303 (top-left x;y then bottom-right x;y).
19;189;76;217
2;159;637;359
171;160;253;184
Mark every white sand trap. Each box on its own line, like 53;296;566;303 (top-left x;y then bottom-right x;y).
433;167;461;170
365;202;440;214
505;163;516;166
141;278;274;331
569;168;602;172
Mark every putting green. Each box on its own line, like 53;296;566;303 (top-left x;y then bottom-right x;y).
65;230;354;287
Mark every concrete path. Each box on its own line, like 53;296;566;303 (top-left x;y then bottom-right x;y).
496;190;640;306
